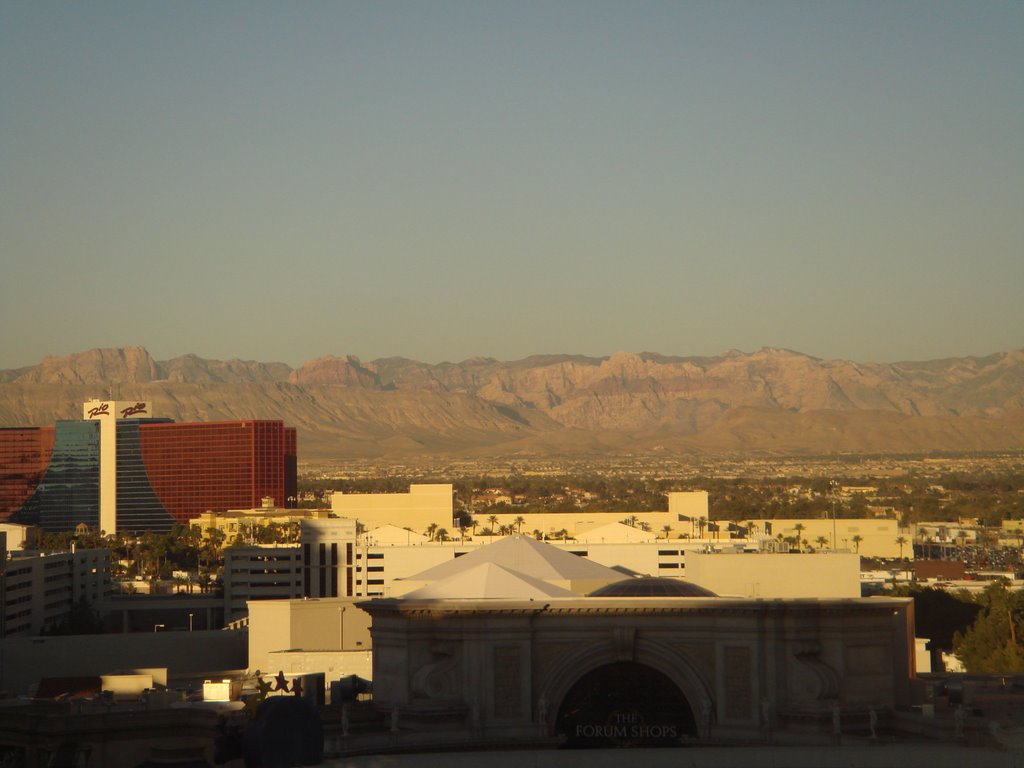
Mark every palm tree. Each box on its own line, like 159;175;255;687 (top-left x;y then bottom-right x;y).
513;516;526;534
426;523;438;542
851;534;863;553
435;528;449;542
815;535;828;550
895;536;908;559
487;515;499;533
794;523;806;541
662;525;673;541
639;522;651;533
697;517;707;538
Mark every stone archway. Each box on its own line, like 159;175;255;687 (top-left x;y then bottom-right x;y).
555;661;697;747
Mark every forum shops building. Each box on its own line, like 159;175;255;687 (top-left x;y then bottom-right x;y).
358;536;915;748
0;400;297;533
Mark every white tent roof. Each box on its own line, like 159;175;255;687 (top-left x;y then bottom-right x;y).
403;534;623;584
401;562;579;599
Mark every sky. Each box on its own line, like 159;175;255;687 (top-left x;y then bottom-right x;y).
1;1;1022;370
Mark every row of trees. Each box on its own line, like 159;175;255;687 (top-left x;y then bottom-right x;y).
37;521;299;583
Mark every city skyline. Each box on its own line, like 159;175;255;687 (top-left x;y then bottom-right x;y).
2;2;1022;370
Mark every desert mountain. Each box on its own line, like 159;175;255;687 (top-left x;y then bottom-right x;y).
1;346;1023;460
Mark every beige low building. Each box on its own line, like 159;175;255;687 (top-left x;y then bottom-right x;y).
220;521;875;611
190;499;332;541
246;597;373;684
332;483;455;533
684;550;861;598
997;519;1024;547
741;517;907;559
329;484;710;543
469;491;709;541
0;523;37;552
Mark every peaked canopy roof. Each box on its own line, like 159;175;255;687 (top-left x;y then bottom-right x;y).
401;562;579;600
400;534;624;587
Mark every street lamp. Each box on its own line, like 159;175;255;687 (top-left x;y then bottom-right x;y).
154;624;165;633
189;613;194;632
830;480;838;550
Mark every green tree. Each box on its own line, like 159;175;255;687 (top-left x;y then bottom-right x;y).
890;585;980;652
953;580;1024;673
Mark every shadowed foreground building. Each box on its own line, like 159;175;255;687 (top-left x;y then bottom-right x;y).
359;541;916;747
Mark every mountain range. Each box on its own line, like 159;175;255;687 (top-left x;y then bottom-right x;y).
2;346;1023;461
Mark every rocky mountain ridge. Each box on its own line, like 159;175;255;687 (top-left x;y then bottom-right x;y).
1;346;1022;459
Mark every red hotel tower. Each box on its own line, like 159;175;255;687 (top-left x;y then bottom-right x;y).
0;402;297;532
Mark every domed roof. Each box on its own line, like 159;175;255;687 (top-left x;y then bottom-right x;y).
587;576;718;598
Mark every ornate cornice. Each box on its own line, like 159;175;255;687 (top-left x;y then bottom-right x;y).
360;596;911;620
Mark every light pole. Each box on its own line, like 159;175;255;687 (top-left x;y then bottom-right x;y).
154;624;165;633
189;613;194;632
830;480;838;550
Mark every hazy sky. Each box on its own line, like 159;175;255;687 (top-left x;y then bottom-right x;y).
2;1;1021;370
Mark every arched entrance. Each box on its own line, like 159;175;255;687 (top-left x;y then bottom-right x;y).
556;661;697;747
